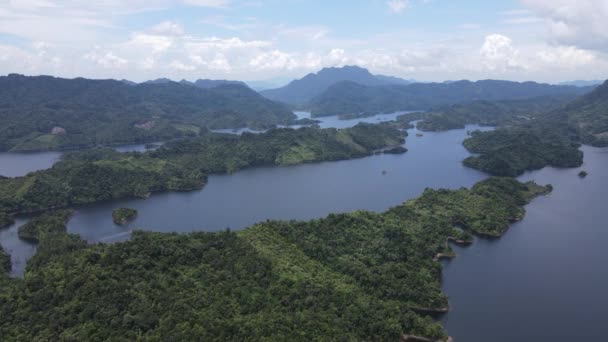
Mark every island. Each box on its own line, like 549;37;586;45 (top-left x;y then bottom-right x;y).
382;146;408;154
0;177;550;341
112;208;138;225
0;123;406;216
579;170;588;178
17;210;74;242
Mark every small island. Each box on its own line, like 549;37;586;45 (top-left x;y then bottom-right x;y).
383;146;408;154
112;208;138;225
578;170;588;178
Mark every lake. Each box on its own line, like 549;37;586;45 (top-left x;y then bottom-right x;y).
0;142;163;178
441;145;608;341
1;115;606;341
0;119;489;276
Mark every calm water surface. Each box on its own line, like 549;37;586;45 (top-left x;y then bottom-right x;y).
2;116;607;341
2;117;486;276
0;151;62;177
441;145;608;341
0;142;163;177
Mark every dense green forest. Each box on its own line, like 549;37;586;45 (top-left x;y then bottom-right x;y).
17;210;74;242
0;177;549;341
309;80;592;117
413;95;579;131
0;210;14;228
462;126;583;177
559;80;608;147
0;124;405;216
112;208;138;225
0;245;9;274
0;74;295;151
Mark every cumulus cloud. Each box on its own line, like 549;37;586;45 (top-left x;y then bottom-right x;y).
84;50;128;68
522;0;608;51
480;34;526;71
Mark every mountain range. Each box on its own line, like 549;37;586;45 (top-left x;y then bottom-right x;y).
0;74;293;151
260;65;412;105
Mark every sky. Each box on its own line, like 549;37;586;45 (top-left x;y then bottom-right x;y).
0;0;607;83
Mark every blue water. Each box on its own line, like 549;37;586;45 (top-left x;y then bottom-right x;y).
441;145;608;341
1;121;488;276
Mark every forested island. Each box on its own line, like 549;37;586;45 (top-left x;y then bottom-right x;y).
0;177;550;341
112;208;138;225
390;80;608;177
17;210;74;242
0;124;405;219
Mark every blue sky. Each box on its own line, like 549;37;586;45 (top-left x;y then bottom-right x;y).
0;0;606;83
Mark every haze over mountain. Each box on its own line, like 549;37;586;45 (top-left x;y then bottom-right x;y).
557;80;604;87
559;80;608;146
309;79;595;117
260;65;412;105
0;74;294;151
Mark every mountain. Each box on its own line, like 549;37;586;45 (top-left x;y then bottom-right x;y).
260;65;406;105
142;78;173;84
192;79;248;89
374;74;414;85
558;80;604;87
246;78;293;91
309;79;595;117
559;80;608;146
0;74;294;151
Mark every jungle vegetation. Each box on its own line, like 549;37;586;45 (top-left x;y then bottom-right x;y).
112;208;138;225
0;124;405;217
0;177;549;341
0;74;295;152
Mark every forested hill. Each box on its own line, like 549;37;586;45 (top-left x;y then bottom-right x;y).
0;74;295;152
260;65;410;105
558;80;608;146
309;79;594;117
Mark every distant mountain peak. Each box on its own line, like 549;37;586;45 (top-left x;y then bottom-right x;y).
260;65;412;105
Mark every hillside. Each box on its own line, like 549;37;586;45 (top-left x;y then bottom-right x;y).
260;65;409;105
309;79;594;117
0;74;295;151
0;177;548;341
559;80;608;146
413;94;580;131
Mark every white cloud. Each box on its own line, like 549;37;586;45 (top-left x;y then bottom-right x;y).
522;0;608;51
480;34;526;71
169;60;196;71
84;50;128;68
151;21;185;36
387;0;409;13
536;46;595;68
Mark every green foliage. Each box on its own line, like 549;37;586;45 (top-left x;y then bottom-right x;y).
17;210;74;242
153;123;405;173
462;127;583;177
309;80;591;117
0;178;545;341
0;245;10;274
559;80;608;147
0;148;205;214
0;75;295;151
413;95;579;132
0;210;14;228
112;208;138;225
0;125;404;215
